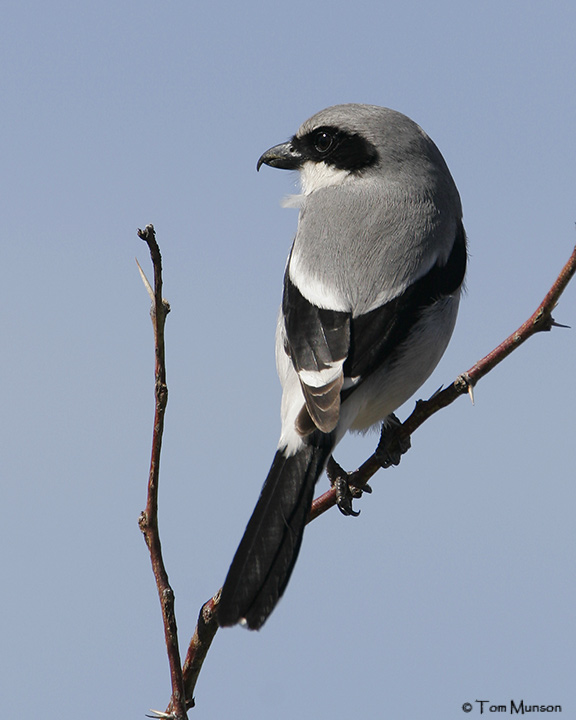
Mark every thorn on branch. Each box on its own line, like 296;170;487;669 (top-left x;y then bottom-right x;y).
136;256;171;317
455;372;473;394
533;308;556;333
136;256;155;302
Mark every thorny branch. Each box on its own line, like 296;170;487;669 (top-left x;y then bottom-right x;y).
136;225;187;720
137;227;576;714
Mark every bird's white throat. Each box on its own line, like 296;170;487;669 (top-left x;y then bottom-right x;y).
299;160;351;195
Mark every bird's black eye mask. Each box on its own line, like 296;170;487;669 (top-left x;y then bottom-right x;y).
292;126;379;172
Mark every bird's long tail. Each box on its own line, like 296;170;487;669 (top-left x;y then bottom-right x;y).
218;432;334;630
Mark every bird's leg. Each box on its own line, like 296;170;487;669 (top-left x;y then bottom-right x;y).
375;413;411;468
326;456;372;517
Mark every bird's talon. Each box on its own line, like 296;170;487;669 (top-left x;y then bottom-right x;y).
333;477;361;516
375;414;411;468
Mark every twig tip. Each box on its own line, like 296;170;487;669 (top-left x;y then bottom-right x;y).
137;223;156;240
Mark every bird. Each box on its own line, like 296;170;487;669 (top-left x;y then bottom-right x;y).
217;103;467;630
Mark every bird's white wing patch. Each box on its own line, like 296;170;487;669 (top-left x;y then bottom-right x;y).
297;360;345;388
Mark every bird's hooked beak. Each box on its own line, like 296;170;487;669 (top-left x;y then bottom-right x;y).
257;141;304;171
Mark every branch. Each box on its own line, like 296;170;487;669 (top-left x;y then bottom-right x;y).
136;225;187;720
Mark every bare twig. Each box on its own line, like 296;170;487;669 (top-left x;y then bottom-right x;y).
136;225;187;720
167;592;221;713
155;241;576;711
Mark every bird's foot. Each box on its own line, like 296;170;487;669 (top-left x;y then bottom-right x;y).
375;414;411;468
326;456;372;517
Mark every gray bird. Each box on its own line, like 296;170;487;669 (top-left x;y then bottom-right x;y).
218;104;466;630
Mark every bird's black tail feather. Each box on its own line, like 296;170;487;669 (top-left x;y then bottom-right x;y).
218;432;334;630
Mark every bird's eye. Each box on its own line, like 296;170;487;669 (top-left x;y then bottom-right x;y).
314;130;333;153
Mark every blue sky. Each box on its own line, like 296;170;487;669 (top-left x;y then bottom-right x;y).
1;2;575;718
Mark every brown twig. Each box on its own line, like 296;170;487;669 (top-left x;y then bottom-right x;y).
164;241;576;710
170;592;221;712
136;225;187;720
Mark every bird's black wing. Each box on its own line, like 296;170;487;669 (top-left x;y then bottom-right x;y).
282;274;350;433
344;220;467;389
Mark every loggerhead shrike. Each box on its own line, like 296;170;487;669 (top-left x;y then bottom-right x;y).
218;104;466;630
